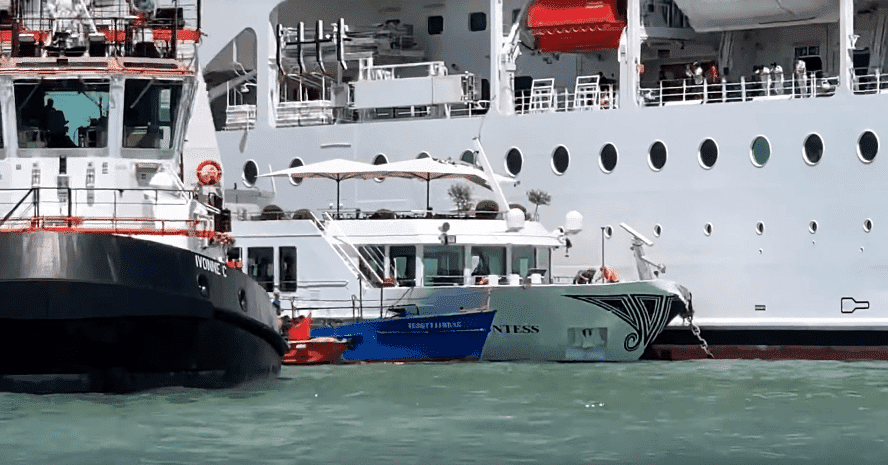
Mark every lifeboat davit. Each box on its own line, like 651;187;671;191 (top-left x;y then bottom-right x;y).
524;0;626;53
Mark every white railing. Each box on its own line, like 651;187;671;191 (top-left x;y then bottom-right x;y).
276;100;335;127
640;73;839;107
224;105;256;131
515;77;619;114
852;70;888;95
358;59;448;81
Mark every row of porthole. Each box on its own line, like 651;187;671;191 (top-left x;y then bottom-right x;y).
601;219;875;239
501;130;880;177
240;130;879;186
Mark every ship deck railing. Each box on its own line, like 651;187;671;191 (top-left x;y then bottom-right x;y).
244;207;518;223
640;72;839;106
851;70;888;95
514;78;619;115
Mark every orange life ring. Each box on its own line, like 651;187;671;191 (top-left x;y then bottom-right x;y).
196;160;222;186
601;266;619;283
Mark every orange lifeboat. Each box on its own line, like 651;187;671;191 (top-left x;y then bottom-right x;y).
524;0;626;53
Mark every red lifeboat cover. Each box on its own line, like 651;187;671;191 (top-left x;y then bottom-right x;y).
525;0;626;53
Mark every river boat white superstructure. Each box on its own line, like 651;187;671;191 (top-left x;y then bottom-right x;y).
0;0;285;393
200;0;888;359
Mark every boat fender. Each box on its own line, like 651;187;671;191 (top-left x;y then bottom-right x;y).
196;160;222;186
573;269;595;284
601;266;619;283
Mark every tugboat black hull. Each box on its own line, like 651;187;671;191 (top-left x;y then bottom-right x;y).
0;231;286;393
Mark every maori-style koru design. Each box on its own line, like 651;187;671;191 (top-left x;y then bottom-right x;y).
566;294;675;352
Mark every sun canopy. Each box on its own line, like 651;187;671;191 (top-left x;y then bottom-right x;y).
672;0;838;32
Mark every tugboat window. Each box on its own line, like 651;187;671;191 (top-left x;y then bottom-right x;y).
242;160;258;187
15;79;110;149
247;247;274;292
123;79;183;151
505;148;523;176
279;247;297;292
803;133;824;165
858;131;878;163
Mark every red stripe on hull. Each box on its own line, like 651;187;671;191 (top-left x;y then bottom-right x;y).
647;345;888;361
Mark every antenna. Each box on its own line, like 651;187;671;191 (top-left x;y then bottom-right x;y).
619;222;653;246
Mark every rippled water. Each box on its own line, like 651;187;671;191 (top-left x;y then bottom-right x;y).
2;360;887;464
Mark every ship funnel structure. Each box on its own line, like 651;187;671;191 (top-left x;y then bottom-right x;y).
521;0;627;53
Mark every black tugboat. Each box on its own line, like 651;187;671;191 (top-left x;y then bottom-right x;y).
0;0;286;393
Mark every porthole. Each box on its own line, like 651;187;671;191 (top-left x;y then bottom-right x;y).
418;152;431;159
803;133;824;165
551;145;570;175
704;223;713;236
197;274;209;298
653;224;662;237
699;138;718;169
459;150;474;164
858;131;878;163
238;289;247;312
750;136;770;167
864;218;873;232
604;225;613;238
505;147;523;176
242;160;258;187
756;221;765;235
288;157;304;186
809;220;818;234
648;141;667;171
599;143;618;173
372;154;388;183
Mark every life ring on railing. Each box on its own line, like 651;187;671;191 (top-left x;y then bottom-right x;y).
196;160;222;186
573;268;596;285
601;266;619;283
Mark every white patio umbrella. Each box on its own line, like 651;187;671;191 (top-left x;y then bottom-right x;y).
377;157;503;211
259;158;384;217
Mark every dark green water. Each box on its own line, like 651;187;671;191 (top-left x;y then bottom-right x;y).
1;360;887;464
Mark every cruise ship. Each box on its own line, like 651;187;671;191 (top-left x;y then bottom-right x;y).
199;0;888;359
0;0;285;393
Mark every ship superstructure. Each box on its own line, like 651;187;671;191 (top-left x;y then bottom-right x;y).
200;0;888;359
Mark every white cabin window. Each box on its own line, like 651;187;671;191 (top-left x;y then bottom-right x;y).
423;246;464;286
247;247;274;292
470;246;506;277
391;246;416;287
279;247;296;292
511;246;535;277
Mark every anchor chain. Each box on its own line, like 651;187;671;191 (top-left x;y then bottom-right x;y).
684;312;714;359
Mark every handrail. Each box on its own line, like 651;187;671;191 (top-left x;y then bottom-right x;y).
320;212;386;286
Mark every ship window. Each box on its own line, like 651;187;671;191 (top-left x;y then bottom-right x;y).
372;154;388;183
751;136;770;167
654;224;662;237
505;147;522;176
15;79;110;149
809;220;818;234
599;143;617;173
242;160;258;187
552;145;569;175
247;247;274;292
471;246;506;277
699;139;718;169
123;79;183;150
756;222;765;235
288;157;304;186
604;225;613;238
864;218;873;233
469;12;487;32
423;246;465;286
417;152;431;159
279;247;296;292
648;141;667;171
428;16;443;35
858;131;878;163
704;222;713;236
511;246;535;277
391;246;416;287
460;150;475;164
803;133;824;165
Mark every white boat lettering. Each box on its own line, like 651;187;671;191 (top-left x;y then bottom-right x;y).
195;255;226;277
408;321;463;330
492;325;540;334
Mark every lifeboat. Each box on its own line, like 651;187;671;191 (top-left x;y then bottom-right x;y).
282;313;348;365
524;0;626;53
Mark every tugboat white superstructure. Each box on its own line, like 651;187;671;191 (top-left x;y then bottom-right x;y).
0;0;286;393
201;0;888;359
